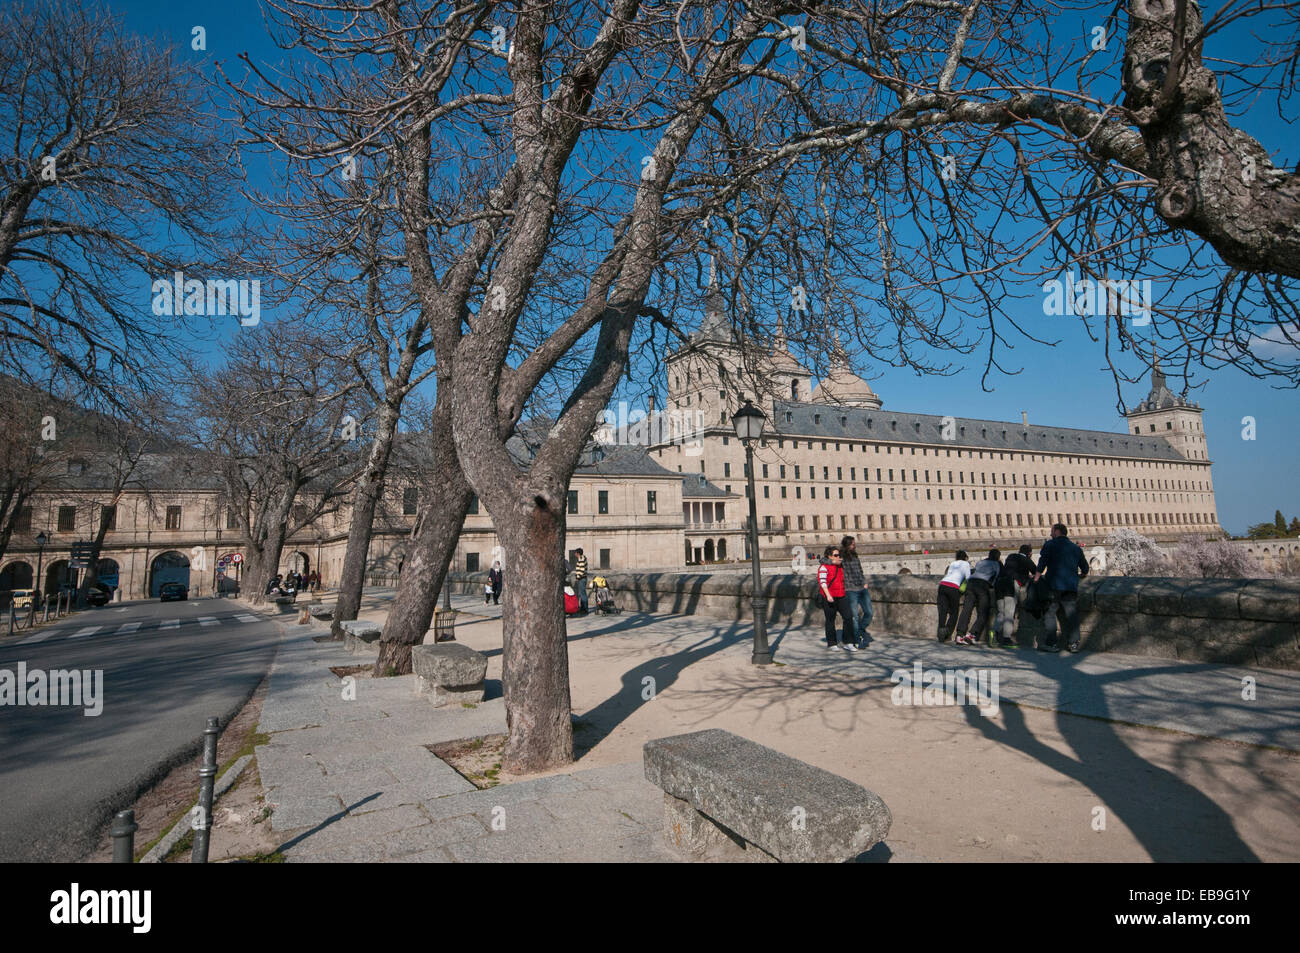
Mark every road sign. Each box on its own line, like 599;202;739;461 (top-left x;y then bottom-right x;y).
70;541;98;570
231;553;243;565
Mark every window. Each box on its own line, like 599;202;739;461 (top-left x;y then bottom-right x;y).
647;491;657;514
466;552;480;572
568;490;578;514
724;463;731;478
226;509;240;530
100;505;117;532
467;495;480;515
598;490;609;514
403;486;419;515
763;486;770;499
15;507;32;532
813;516;820;530
599;549;611;569
764;515;772;530
762;464;768;478
780;486;787;498
165;506;181;531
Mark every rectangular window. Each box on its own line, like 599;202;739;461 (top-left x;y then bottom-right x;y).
402;486;419;515
798;516;805;530
226;509;240;530
165;506;181;531
763;485;770;499
15;506;32;532
813;516;820;530
794;466;801;479
465;553;480;573
762;464;768;478
567;490;578;514
647;490;657;514
467;495;479;515
764;515;772;530
599;549;611;569
780;465;786;479
724;462;731;478
100;505;117;532
57;505;77;531
795;487;802;499
783;516;791;530
598;490;609;515
781;486;787;498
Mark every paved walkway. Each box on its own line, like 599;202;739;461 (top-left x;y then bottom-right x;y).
253;592;1300;862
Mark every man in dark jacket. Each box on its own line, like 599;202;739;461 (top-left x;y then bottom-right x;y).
994;544;1036;647
839;535;873;646
1034;524;1090;652
956;549;1001;645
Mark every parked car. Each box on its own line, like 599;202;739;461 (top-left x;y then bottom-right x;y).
9;589;35;609
86;584;114;607
159;582;189;602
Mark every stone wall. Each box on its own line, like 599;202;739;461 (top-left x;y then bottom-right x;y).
446;570;1300;670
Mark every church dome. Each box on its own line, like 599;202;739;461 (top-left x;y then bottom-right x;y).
812;360;882;409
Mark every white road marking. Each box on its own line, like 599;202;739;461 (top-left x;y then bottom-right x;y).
159;619;179;629
115;622;141;635
198;616;219;626
236;614;259;623
16;628;59;645
68;626;102;640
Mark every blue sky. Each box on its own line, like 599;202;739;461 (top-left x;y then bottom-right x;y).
104;0;1299;535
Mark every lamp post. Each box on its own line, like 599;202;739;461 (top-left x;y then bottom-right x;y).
34;531;48;608
731;399;771;665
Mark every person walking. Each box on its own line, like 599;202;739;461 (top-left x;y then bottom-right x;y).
839;535;873;647
1034;523;1090;652
488;561;503;605
956;549;1000;645
936;550;971;642
817;544;856;651
994;544;1035;648
572;548;588;615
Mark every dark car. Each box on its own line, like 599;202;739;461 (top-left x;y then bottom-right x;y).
159;582;189;602
86;584;114;607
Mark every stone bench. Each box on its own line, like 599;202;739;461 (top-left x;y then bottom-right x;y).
309;604;335;621
643;729;891;863
411;643;488;707
340;620;382;655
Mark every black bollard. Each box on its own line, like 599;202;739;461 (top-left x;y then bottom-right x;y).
110;809;137;863
190;717;220;863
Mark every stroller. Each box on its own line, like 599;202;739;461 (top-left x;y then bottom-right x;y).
590;576;621;615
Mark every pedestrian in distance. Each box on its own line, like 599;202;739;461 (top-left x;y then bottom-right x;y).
839;535;874;647
818;544;857;651
488;561;503;605
1033;523;1090;652
956;549;1000;645
995;544;1036;648
936;550;971;642
572;548;588;615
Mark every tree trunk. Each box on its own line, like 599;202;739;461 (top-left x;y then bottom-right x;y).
330;401;402;640
373;403;473;675
497;492;573;774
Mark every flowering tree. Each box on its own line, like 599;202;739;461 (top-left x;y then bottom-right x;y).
1168;536;1264;579
1104;528;1167;575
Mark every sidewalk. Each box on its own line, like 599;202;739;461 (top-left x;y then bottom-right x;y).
252;590;1300;862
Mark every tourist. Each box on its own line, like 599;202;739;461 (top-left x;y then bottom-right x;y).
488;561;503;605
936;550;971;642
839;535;873;646
1033;523;1090;652
994;544;1035;647
817;544;855;651
956;549;1000;645
573;548;588;615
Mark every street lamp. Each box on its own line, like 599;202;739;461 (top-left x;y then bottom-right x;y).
731;399;771;665
34;531;48;607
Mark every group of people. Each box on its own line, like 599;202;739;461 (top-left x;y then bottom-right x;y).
484;561;503;604
264;569;320;602
817;523;1090;653
936;523;1090;652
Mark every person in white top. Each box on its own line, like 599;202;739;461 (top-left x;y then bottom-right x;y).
936;550;971;642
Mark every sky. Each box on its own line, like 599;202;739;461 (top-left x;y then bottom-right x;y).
98;0;1300;536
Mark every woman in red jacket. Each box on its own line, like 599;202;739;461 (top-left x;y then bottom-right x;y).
818;545;857;651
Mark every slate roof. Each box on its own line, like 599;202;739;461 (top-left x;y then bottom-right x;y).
681;474;738;498
504;433;682;479
769;399;1186;462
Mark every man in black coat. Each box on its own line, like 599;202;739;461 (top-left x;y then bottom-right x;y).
1033;524;1090;652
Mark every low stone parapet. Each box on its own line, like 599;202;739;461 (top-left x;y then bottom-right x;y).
340;620;382;655
643;729;891;863
412;642;488;707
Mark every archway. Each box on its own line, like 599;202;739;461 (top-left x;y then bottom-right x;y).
684;541;692;566
716;538;727;560
704;539;715;562
150;550;191;597
0;561;34;591
96;558;120;590
45;559;71;598
287;550;310;576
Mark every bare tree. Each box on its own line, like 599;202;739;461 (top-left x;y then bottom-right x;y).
0;0;235;399
0;377;62;568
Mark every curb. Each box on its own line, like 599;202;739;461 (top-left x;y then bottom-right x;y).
140;754;253;863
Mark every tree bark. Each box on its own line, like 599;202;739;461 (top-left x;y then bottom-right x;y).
330;400;402;640
373;400;474;675
495;491;573;773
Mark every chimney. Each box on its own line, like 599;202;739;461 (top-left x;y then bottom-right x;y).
1021;411;1028;427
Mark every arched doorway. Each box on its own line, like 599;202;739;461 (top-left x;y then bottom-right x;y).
150;551;191;597
45;559;71;598
287;551;310;576
704;539;715;562
0;561;34;591
684;541;692;566
716;538;727;560
96;558;120;591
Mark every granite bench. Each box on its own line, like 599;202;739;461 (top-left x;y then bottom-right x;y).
643;729;891;863
308;603;335;621
340;620;382;655
411;642;488;707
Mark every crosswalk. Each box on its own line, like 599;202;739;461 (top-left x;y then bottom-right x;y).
9;612;268;647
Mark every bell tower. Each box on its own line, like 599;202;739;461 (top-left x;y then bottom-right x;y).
1124;353;1208;461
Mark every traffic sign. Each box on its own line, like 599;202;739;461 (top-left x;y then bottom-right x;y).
231;553;243;565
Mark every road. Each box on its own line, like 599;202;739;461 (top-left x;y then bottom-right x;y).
0;595;282;862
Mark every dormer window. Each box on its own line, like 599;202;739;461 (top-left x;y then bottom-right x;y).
785;411;793;423
890;420;897;431
814;414;821;425
67;459;87;476
842;416;848;427
790;380;799;400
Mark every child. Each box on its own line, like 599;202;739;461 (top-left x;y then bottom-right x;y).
484;580;494;604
